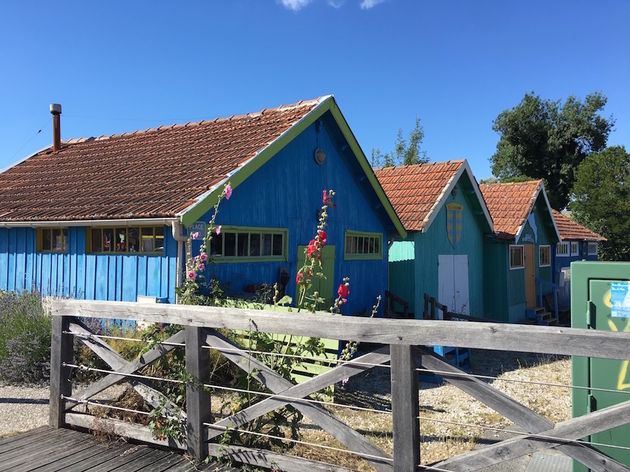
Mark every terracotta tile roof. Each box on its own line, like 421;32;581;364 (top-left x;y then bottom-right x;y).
551;210;606;241
0;98;322;222
375;161;465;231
479;180;543;239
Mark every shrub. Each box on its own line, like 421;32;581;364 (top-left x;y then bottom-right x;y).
0;290;51;384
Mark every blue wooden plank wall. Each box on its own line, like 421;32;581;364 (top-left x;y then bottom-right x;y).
192;112;392;316
0;226;177;303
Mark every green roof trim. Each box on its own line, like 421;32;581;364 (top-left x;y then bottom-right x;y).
180;96;407;238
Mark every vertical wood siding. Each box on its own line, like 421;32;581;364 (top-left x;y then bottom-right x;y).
192;112;392;316
0;226;177;303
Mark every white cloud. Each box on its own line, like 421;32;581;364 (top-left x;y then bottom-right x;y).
278;0;313;11
327;0;346;8
359;0;385;9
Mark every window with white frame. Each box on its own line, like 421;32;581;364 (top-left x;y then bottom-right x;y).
539;245;551;267
510;245;524;269
588;242;598;256
556;242;569;256
570;241;580;256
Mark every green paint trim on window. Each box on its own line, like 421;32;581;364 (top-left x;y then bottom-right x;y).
86;226;165;256
36;227;68;254
343;230;383;260
509;244;524;270
180;97;407;239
209;225;288;263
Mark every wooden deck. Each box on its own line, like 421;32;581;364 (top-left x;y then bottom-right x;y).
0;427;235;472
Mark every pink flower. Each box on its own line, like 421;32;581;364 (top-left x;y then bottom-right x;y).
225;184;232;200
187;270;196;280
318;230;327;246
192;232;199;240
200;252;207;262
296;272;304;285
198;263;205;271
322;190;327;204
341;377;349;386
216;225;222;235
306;239;318;258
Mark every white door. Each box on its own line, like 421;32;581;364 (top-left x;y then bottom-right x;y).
438;255;470;315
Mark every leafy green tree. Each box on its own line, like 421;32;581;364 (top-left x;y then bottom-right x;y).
491;92;614;210
371;117;429;168
571;146;630;261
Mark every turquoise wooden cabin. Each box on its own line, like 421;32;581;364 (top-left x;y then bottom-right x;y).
376;160;494;319
0;97;404;315
480;180;561;324
551;209;605;312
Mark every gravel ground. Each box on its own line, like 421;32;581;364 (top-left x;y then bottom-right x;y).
0;382;50;438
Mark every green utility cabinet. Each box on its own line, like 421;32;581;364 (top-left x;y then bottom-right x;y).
572;261;630;471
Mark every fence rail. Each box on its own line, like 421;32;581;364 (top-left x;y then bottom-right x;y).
49;299;630;472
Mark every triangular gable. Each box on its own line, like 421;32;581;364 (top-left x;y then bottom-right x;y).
180;96;407;238
514;183;560;243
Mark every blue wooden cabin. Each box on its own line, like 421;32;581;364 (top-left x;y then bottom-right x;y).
0;97;404;315
550;209;605;311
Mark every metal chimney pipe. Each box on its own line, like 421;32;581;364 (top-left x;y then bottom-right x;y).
50;103;62;152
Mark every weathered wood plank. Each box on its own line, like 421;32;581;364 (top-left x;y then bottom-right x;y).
74;445;155;472
9;432;98;472
59;441;138;472
50;315;73;428
0;427;58;453
204;330;393;471
68;321;184;414
53;299;630;360
65;412;187;450
134;451;188;471
186;326;212;461
0;428;79;471
207;443;352;472
391;344;419;472
419;349;630;472
0;425;49;447
435;397;630;471
22;440;133;472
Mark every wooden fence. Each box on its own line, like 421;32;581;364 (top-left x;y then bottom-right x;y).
49;299;630;472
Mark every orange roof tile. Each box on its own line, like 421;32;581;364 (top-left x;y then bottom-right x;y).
375;161;465;231
0;98;322;222
552;210;606;241
479;180;543;239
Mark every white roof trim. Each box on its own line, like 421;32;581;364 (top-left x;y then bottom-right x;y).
513;182;561;243
0;217;178;228
178;96;332;218
421;160;494;233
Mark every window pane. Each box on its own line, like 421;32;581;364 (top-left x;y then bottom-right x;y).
116;228;127;252
103;229;114;252
128;228;139;252
62;229;68;252
42;229;51;251
224;233;236;257
262;233;272;256
141;228;154;252
210;233;223;256
368;237;375;254
52;229;63;251
272;234;283;256
237;233;248;257
91;229;102;252
250;233;261;257
345;235;352;254
154;227;164;251
357;237;363;254
374;237;380;255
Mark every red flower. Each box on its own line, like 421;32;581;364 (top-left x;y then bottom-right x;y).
337;283;350;299
318;230;327;246
296;272;304;285
322;190;327;204
307;239;318;258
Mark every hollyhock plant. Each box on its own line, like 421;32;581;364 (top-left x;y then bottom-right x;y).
225;184;232;200
216;225;221;235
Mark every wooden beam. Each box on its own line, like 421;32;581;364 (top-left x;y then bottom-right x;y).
52;299;630;360
419;349;630;472
49;316;73;428
185;326;211;461
435;398;630;471
391;345;419;471
65;413;186;450
68;321;184;417
204;330;393;472
206;443;352;472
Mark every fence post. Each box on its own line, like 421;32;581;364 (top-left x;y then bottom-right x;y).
185;326;211;461
49;315;73;428
391;344;420;471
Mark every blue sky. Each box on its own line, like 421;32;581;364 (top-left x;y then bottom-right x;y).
0;1;627;179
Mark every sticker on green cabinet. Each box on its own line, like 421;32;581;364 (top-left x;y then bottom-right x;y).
611;281;630;318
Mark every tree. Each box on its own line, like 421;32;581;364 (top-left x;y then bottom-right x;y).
490;92;614;210
371;117;429;168
571;146;630;261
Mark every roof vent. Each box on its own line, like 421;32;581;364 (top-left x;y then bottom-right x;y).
50;103;62;152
